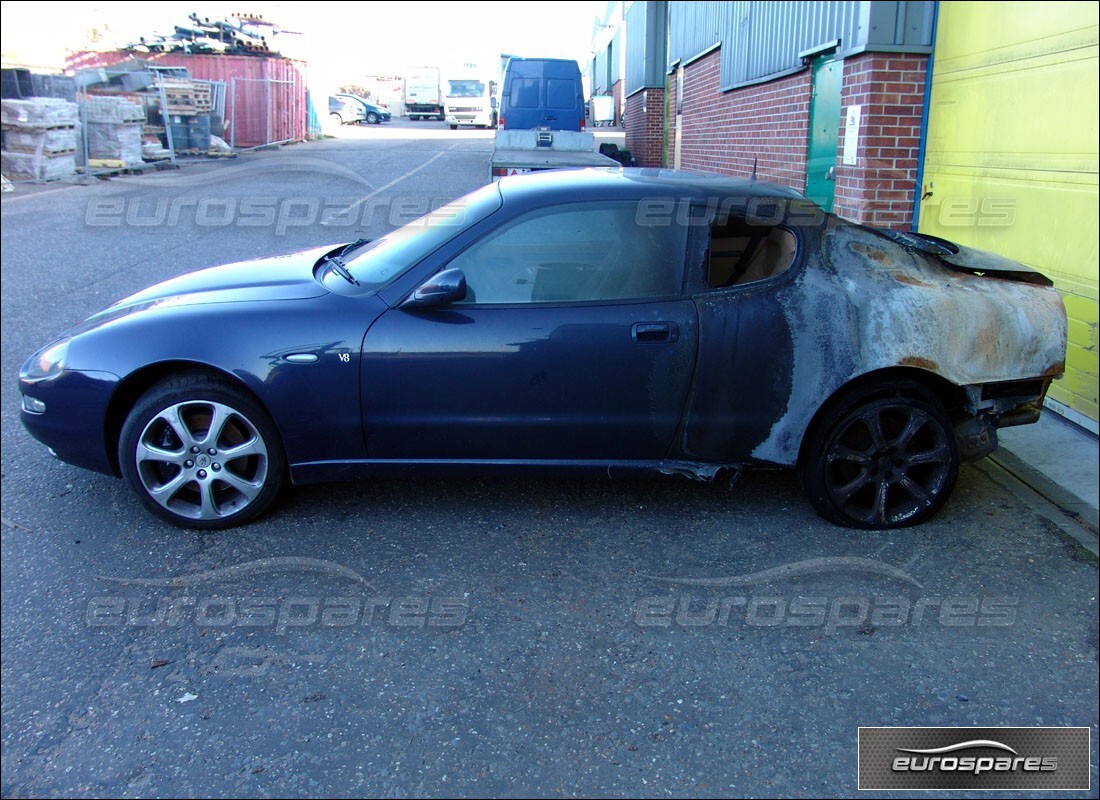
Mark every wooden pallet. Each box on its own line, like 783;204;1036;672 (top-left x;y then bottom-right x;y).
3;146;76;156
0;122;78;131
160;80;213;114
78;160;178;177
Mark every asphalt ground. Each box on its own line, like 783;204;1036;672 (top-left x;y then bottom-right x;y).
2;119;1097;798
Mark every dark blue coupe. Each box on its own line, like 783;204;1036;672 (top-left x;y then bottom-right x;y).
19;169;1067;530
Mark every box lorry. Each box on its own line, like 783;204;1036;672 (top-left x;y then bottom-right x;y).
404;68;442;120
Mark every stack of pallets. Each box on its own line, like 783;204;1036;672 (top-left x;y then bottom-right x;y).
160;79;213;115
157;79;213;154
1;98;79;181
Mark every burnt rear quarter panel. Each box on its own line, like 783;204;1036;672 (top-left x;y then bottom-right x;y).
744;219;1067;467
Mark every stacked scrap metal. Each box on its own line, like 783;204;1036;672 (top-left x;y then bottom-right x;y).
125;12;292;57
1;98;78;180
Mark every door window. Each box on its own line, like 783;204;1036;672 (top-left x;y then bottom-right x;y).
448;202;687;304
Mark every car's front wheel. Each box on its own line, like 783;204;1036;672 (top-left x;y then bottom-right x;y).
799;383;959;529
119;374;286;530
367;112;379;124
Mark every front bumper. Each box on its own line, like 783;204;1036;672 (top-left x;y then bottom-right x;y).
19;369;120;476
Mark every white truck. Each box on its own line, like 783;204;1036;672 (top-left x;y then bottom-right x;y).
443;72;498;129
404;68;442;120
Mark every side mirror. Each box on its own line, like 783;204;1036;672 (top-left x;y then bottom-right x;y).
401;268;467;309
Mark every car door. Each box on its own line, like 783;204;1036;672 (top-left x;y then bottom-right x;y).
679;202;804;463
360;201;699;461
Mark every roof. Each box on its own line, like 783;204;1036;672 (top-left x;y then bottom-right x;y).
497;167;808;205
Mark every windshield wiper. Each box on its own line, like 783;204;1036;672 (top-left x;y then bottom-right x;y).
321;238;371;286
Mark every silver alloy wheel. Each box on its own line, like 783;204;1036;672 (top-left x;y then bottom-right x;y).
134;400;269;521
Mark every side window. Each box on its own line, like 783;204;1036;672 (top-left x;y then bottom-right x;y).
706;216;797;289
450;202;686;304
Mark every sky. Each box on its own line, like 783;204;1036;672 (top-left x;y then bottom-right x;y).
0;0;613;84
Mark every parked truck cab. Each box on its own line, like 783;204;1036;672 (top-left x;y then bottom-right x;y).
444;77;498;129
499;58;585;131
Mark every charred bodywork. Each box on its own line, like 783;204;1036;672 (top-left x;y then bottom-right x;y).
19;168;1067;530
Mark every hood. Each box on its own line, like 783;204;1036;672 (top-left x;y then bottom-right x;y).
102;245;335;315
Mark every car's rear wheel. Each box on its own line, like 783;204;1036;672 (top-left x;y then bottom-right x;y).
119;374;285;530
799;383;958;529
329;112;343;125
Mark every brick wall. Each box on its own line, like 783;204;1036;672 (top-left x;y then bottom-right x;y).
624;48;928;228
834;54;928;228
677;49;811;191
625;89;665;167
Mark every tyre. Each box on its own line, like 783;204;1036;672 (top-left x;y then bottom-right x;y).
367;112;379;125
449;124;458;130
799;382;959;529
329;112;343;125
119;374;286;530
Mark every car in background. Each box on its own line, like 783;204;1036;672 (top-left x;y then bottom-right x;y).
18;169;1067;531
335;93;391;125
328;94;365;125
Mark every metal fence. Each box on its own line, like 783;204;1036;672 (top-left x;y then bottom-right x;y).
228;76;300;150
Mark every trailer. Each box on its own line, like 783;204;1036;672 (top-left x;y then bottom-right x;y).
490;129;619;181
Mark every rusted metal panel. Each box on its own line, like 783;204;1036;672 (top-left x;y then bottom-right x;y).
66;51;306;147
744;218;1067;466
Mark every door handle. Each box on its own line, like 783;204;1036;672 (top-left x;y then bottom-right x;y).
632;322;678;343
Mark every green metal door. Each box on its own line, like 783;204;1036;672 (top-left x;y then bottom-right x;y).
805;54;842;213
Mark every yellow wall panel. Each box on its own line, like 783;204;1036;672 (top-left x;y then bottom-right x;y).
920;1;1099;425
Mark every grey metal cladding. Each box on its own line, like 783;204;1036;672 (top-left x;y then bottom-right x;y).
668;0;725;65
626;1;670;93
666;1;934;88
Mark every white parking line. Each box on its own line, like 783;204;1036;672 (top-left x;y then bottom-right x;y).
327;143;459;220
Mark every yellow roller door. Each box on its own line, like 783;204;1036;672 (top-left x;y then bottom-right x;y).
919;1;1099;428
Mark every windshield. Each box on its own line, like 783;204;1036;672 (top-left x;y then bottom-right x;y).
447;79;486;97
343;183;502;289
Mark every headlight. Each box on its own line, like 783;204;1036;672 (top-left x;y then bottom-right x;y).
20;338;70;381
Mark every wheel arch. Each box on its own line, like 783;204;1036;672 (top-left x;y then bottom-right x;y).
104;361;284;477
796;366;966;471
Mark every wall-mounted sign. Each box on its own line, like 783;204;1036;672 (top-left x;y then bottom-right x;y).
843;104;861;166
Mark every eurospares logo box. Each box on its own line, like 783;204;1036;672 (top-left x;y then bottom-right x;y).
858;727;1090;791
